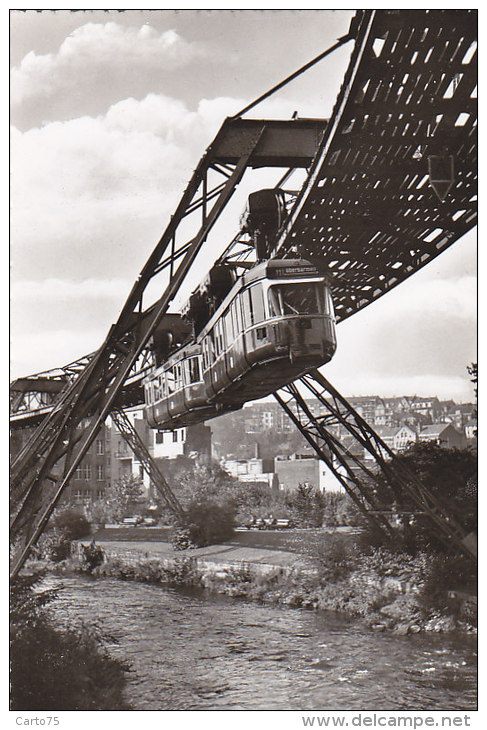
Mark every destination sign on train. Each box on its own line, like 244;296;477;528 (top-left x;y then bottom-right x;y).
270;265;318;277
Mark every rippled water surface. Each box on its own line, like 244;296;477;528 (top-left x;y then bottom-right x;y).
46;576;477;711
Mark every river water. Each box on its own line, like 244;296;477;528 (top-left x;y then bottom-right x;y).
45;576;477;711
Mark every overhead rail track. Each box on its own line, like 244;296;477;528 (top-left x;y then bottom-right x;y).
273;9;477;321
10;10;477;577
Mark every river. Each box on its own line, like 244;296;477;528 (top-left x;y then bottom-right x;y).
45;575;477;711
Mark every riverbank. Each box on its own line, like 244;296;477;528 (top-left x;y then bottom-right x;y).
44;535;477;636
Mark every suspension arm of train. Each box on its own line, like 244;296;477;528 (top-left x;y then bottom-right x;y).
274;370;477;562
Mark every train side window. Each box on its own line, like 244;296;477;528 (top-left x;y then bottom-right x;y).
221;319;226;351
215;322;221;354
250;284;265;323
242;288;253;328
189;356;201;383
234;296;243;335
231;302;238;340
217;320;225;354
167;369;175;393
268;286;281;316
176;363;183;388
209;331;216;360
224;310;233;344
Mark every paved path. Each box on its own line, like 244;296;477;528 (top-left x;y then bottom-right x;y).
93;539;314;569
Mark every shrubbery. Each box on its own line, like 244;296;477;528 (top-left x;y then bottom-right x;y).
174;498;236;549
81;540;105;573
10;572;131;710
53;509;91;541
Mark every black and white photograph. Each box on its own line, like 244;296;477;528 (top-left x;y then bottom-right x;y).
9;7;478;720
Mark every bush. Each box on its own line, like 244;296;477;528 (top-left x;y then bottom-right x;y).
10;572;131;710
81;541;105;573
419;553;477;614
53;509;91;541
321;492;365;528
286;484;324;527
174;499;236;548
37;531;72;563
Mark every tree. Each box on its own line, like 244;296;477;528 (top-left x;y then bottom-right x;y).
174;499;237;549
287;484;324;527
467;362;477;400
467;363;477;435
107;475;144;521
170;462;237;506
372;441;477;552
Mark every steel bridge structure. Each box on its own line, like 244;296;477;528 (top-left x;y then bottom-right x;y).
10;10;477;577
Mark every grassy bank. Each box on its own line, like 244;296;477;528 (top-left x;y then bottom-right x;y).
10;571;132;710
51;539;477;636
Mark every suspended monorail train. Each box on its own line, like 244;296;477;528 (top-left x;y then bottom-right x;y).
144;257;337;430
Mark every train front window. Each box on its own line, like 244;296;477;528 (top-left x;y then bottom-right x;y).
268;284;322;316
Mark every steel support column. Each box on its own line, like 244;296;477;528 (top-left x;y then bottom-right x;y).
275;369;476;560
111;411;184;519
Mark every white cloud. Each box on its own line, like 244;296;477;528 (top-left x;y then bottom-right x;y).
321;372;475;403
11;329;107;378
10;90;326;287
11;277;131;302
11;22;205;107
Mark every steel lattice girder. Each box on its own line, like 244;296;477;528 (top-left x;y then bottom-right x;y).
275;370;476;560
274;9;477;323
111;410;184;518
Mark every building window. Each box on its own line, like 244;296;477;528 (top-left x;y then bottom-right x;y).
96;439;104;455
75;465;83;480
74;488;83;502
172;431;178;442
156;432;164;444
84;463;92;480
97;464;104;481
96;488;105;499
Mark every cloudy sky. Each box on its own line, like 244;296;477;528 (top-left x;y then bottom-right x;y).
10;9;477;403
